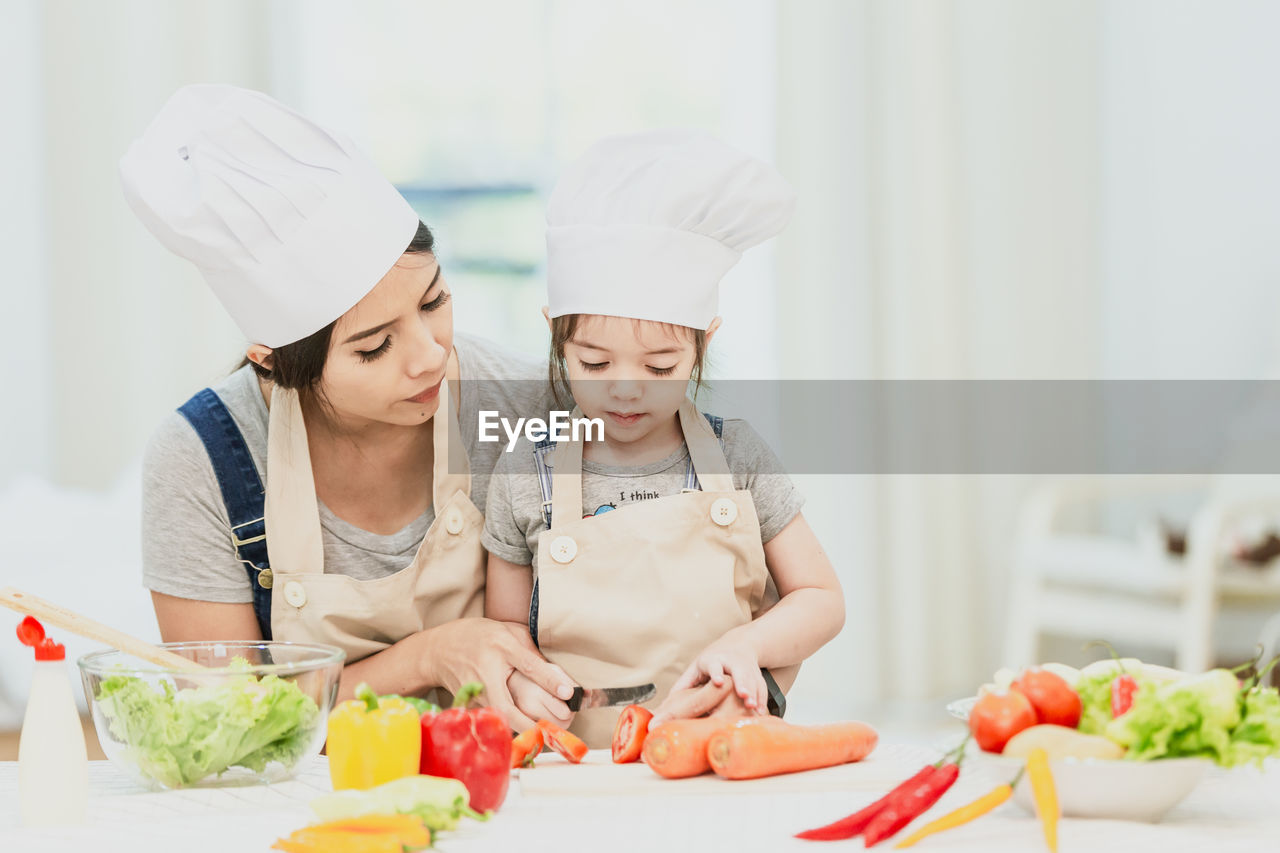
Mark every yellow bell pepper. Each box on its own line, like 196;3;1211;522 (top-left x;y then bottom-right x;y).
327;683;422;791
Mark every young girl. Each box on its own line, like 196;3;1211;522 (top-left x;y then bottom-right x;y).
483;131;845;745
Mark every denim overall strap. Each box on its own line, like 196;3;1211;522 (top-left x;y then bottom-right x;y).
527;414;723;647
528;437;557;644
177;388;273;640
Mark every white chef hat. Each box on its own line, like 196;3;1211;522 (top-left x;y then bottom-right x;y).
119;84;420;347
546;130;796;330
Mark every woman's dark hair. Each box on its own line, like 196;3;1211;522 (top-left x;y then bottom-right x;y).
239;221;436;396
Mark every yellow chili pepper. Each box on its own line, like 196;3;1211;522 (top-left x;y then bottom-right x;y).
894;768;1022;849
327;683;422;791
1026;747;1059;852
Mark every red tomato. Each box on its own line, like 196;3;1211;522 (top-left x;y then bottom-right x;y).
969;689;1037;753
1011;667;1082;728
537;719;589;763
611;705;654;763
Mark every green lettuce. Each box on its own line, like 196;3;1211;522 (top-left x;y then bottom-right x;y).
94;658;320;787
1103;668;1280;767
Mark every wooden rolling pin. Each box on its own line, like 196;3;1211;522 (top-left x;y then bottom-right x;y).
0;586;209;673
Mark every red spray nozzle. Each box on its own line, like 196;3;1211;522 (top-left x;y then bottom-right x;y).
16;616;65;662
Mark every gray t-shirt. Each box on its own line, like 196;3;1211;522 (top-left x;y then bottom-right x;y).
142;334;555;603
481;418;805;570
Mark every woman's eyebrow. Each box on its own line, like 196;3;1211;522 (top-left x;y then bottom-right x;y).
342;266;442;345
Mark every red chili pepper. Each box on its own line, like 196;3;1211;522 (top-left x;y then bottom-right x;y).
537;718;589;763
611;705;653;764
511;726;544;769
1111;674;1138;717
795;765;936;841
419;682;513;813
862;762;961;846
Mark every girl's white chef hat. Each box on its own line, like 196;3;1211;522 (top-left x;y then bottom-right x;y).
546;130;796;330
119;84;419;348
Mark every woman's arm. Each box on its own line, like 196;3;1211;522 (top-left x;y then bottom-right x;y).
151;591;575;712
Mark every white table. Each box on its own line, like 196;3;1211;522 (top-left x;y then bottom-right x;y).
1;741;1277;852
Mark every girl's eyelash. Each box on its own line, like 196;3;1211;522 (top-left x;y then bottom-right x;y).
422;291;450;312
357;336;392;362
648;365;676;376
579;360;608;372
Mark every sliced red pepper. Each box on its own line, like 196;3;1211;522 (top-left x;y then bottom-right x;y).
610;705;653;764
795;765;935;841
1111;673;1138;717
862;762;960;846
537;719;589;763
511;726;544;769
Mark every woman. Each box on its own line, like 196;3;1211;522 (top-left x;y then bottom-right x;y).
121;84;574;729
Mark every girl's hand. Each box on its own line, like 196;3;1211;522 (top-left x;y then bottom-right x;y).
670;630;769;713
506;670;574;732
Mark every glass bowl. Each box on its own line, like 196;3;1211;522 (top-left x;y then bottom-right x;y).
946;695;1209;821
78;641;344;790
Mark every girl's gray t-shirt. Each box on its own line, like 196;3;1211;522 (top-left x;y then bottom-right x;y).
481;419;805;571
142;334;554;603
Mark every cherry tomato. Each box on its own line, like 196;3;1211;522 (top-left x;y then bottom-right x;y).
611;705;654;763
969;689;1037;753
1011;667;1082;728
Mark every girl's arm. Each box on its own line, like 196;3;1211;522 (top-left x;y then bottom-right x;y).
670;512;845;711
485;552;535;624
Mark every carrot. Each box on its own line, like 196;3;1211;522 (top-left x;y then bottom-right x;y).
707;719;878;780
642;718;740;778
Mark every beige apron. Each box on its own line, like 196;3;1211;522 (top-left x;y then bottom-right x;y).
264;375;485;672
536;398;798;748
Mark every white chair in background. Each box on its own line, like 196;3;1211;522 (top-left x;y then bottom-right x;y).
1004;476;1280;673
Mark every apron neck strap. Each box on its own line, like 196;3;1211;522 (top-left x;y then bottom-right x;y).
678;398;735;492
265;385;325;574
432;377;471;509
547;398;736;528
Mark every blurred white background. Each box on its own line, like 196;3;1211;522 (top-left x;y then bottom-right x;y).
2;0;1280;730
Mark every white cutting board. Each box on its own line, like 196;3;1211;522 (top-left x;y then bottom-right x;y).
515;743;935;797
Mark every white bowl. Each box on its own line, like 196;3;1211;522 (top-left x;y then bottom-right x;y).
946;696;1210;822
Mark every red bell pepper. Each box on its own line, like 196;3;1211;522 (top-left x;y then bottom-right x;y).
611;705;653;764
419;682;512;813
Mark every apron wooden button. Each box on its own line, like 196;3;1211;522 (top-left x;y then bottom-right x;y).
445;510;464;535
710;498;738;526
283;580;307;608
550;535;578;563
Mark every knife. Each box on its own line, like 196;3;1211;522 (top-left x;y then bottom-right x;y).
565;683;656;712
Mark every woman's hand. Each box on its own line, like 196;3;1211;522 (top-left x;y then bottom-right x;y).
668;628;769;713
428;618;576;728
505;670;574;732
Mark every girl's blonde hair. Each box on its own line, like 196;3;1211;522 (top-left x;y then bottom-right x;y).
548;314;708;407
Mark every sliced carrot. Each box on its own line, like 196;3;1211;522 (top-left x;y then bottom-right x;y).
707;719;878;780
537;718;589;763
511;725;544;768
308;815;430;845
272;829;404;853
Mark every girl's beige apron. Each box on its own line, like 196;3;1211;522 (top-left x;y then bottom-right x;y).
264;377;485;670
536;399;798;748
